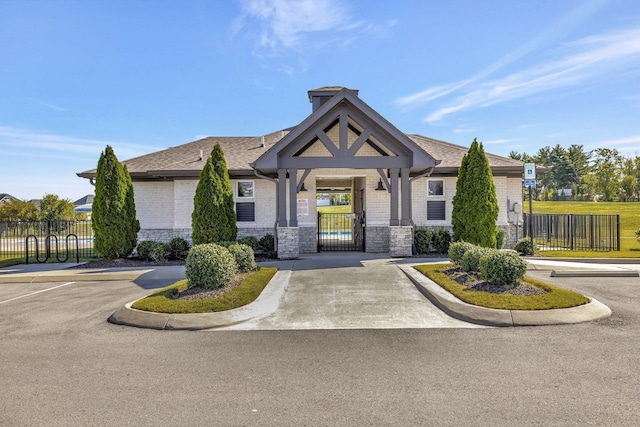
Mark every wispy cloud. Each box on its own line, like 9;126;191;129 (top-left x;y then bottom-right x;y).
592;135;640;156
402;25;640;123
0;126;156;161
234;0;394;72
39;101;67;112
483;139;515;145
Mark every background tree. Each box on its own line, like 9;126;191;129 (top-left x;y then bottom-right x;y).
192;143;237;244
587;148;622;201
37;194;76;220
452;139;499;248
0;199;38;221
92;145;140;259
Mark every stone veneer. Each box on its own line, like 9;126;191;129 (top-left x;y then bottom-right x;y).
298;226;317;253
365;225;390;253
237;227;274;241
277;227;299;259
138;228;192;244
389;226;413;257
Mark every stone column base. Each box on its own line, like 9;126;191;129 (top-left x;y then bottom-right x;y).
277;227;299;259
389;226;413;257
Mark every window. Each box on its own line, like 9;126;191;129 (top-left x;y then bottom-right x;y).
236;203;255;222
427;180;444;197
237;181;254;198
427;201;446;221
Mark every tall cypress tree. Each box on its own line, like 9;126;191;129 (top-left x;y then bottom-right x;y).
92;145;140;259
192;143;237;244
451;139;499;248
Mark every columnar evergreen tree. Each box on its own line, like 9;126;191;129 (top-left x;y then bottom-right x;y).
92;145;140;259
452;139;499;248
192;143;237;244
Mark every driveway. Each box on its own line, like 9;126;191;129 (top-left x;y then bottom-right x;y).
221;253;483;330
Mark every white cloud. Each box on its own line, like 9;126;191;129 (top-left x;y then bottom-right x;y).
416;26;640;123
483;139;515;145
0;126;156;161
234;0;393;72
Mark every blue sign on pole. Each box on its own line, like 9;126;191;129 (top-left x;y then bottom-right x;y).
524;179;536;187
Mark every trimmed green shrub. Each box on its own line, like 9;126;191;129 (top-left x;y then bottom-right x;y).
451;139;499;248
92;145;140;259
258;233;275;254
448;241;475;266
479;250;527;287
432;228;452;254
461;246;493;273
227;243;257;273
136;240;169;261
168;237;190;260
514;238;534;255
185;244;238;289
414;226;432;254
237;236;260;251
191;143;237;245
496;229;505;249
215;241;237;248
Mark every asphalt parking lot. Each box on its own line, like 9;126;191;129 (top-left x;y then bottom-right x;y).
0;259;639;426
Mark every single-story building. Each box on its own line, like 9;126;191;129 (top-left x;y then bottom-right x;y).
78;87;526;258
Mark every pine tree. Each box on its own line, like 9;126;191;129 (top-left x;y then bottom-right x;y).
451;139;499;248
192;143;238;244
92;145;140;259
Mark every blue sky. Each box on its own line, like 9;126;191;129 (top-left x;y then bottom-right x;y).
1;0;639;201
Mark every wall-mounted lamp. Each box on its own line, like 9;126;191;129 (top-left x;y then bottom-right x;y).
375;178;386;191
299;182;307;192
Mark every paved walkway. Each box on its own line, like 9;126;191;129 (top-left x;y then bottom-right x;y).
221;254;482;330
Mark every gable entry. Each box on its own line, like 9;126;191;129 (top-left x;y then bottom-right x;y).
251;88;439;259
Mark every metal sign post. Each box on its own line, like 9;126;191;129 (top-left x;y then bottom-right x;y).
524;163;536;254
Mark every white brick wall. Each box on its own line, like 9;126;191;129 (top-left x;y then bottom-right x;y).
174;179;197;228
134;181;175;229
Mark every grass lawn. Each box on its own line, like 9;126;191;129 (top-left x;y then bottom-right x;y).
413;263;589;310
531;201;640;257
317;205;352;214
131;267;277;314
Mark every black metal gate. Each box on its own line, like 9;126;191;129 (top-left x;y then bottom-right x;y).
317;212;365;252
523;213;620;251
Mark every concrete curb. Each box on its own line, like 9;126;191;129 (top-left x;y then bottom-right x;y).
0;270;153;283
399;264;612;327
550;270;639;278
108;270;291;330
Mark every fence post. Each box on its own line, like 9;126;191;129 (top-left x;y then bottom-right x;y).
617;214;621;251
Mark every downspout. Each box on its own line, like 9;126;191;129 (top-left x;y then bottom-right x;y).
252;166;279;256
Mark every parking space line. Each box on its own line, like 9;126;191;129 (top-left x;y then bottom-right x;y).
0;282;75;305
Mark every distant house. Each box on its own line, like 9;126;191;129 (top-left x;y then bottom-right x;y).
0;193;19;204
78;87;525;258
73;195;93;218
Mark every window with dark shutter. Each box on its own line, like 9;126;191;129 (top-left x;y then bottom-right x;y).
236;203;255;222
427;200;445;221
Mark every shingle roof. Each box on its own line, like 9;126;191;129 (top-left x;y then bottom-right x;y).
77;130;523;180
408;134;523;174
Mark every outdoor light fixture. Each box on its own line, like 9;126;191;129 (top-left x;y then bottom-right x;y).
375;178;386;191
299;182;307;191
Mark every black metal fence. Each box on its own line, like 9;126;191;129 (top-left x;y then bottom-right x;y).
317;212;365;252
0;220;95;261
523;214;620;251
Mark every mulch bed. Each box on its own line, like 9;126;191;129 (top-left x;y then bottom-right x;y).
440;266;548;296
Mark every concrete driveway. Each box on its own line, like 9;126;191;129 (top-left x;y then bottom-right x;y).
221;253;483;330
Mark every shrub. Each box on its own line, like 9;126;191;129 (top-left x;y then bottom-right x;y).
167;237;190;260
414;227;432;254
448;241;475;266
136;240;169;261
215;241;237;248
461;246;493;273
185;244;237;289
514;238;534;255
237;235;260;251
496;229;505;249
431;228;452;254
258;234;275;254
227;243;257;273
479;249;527;287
